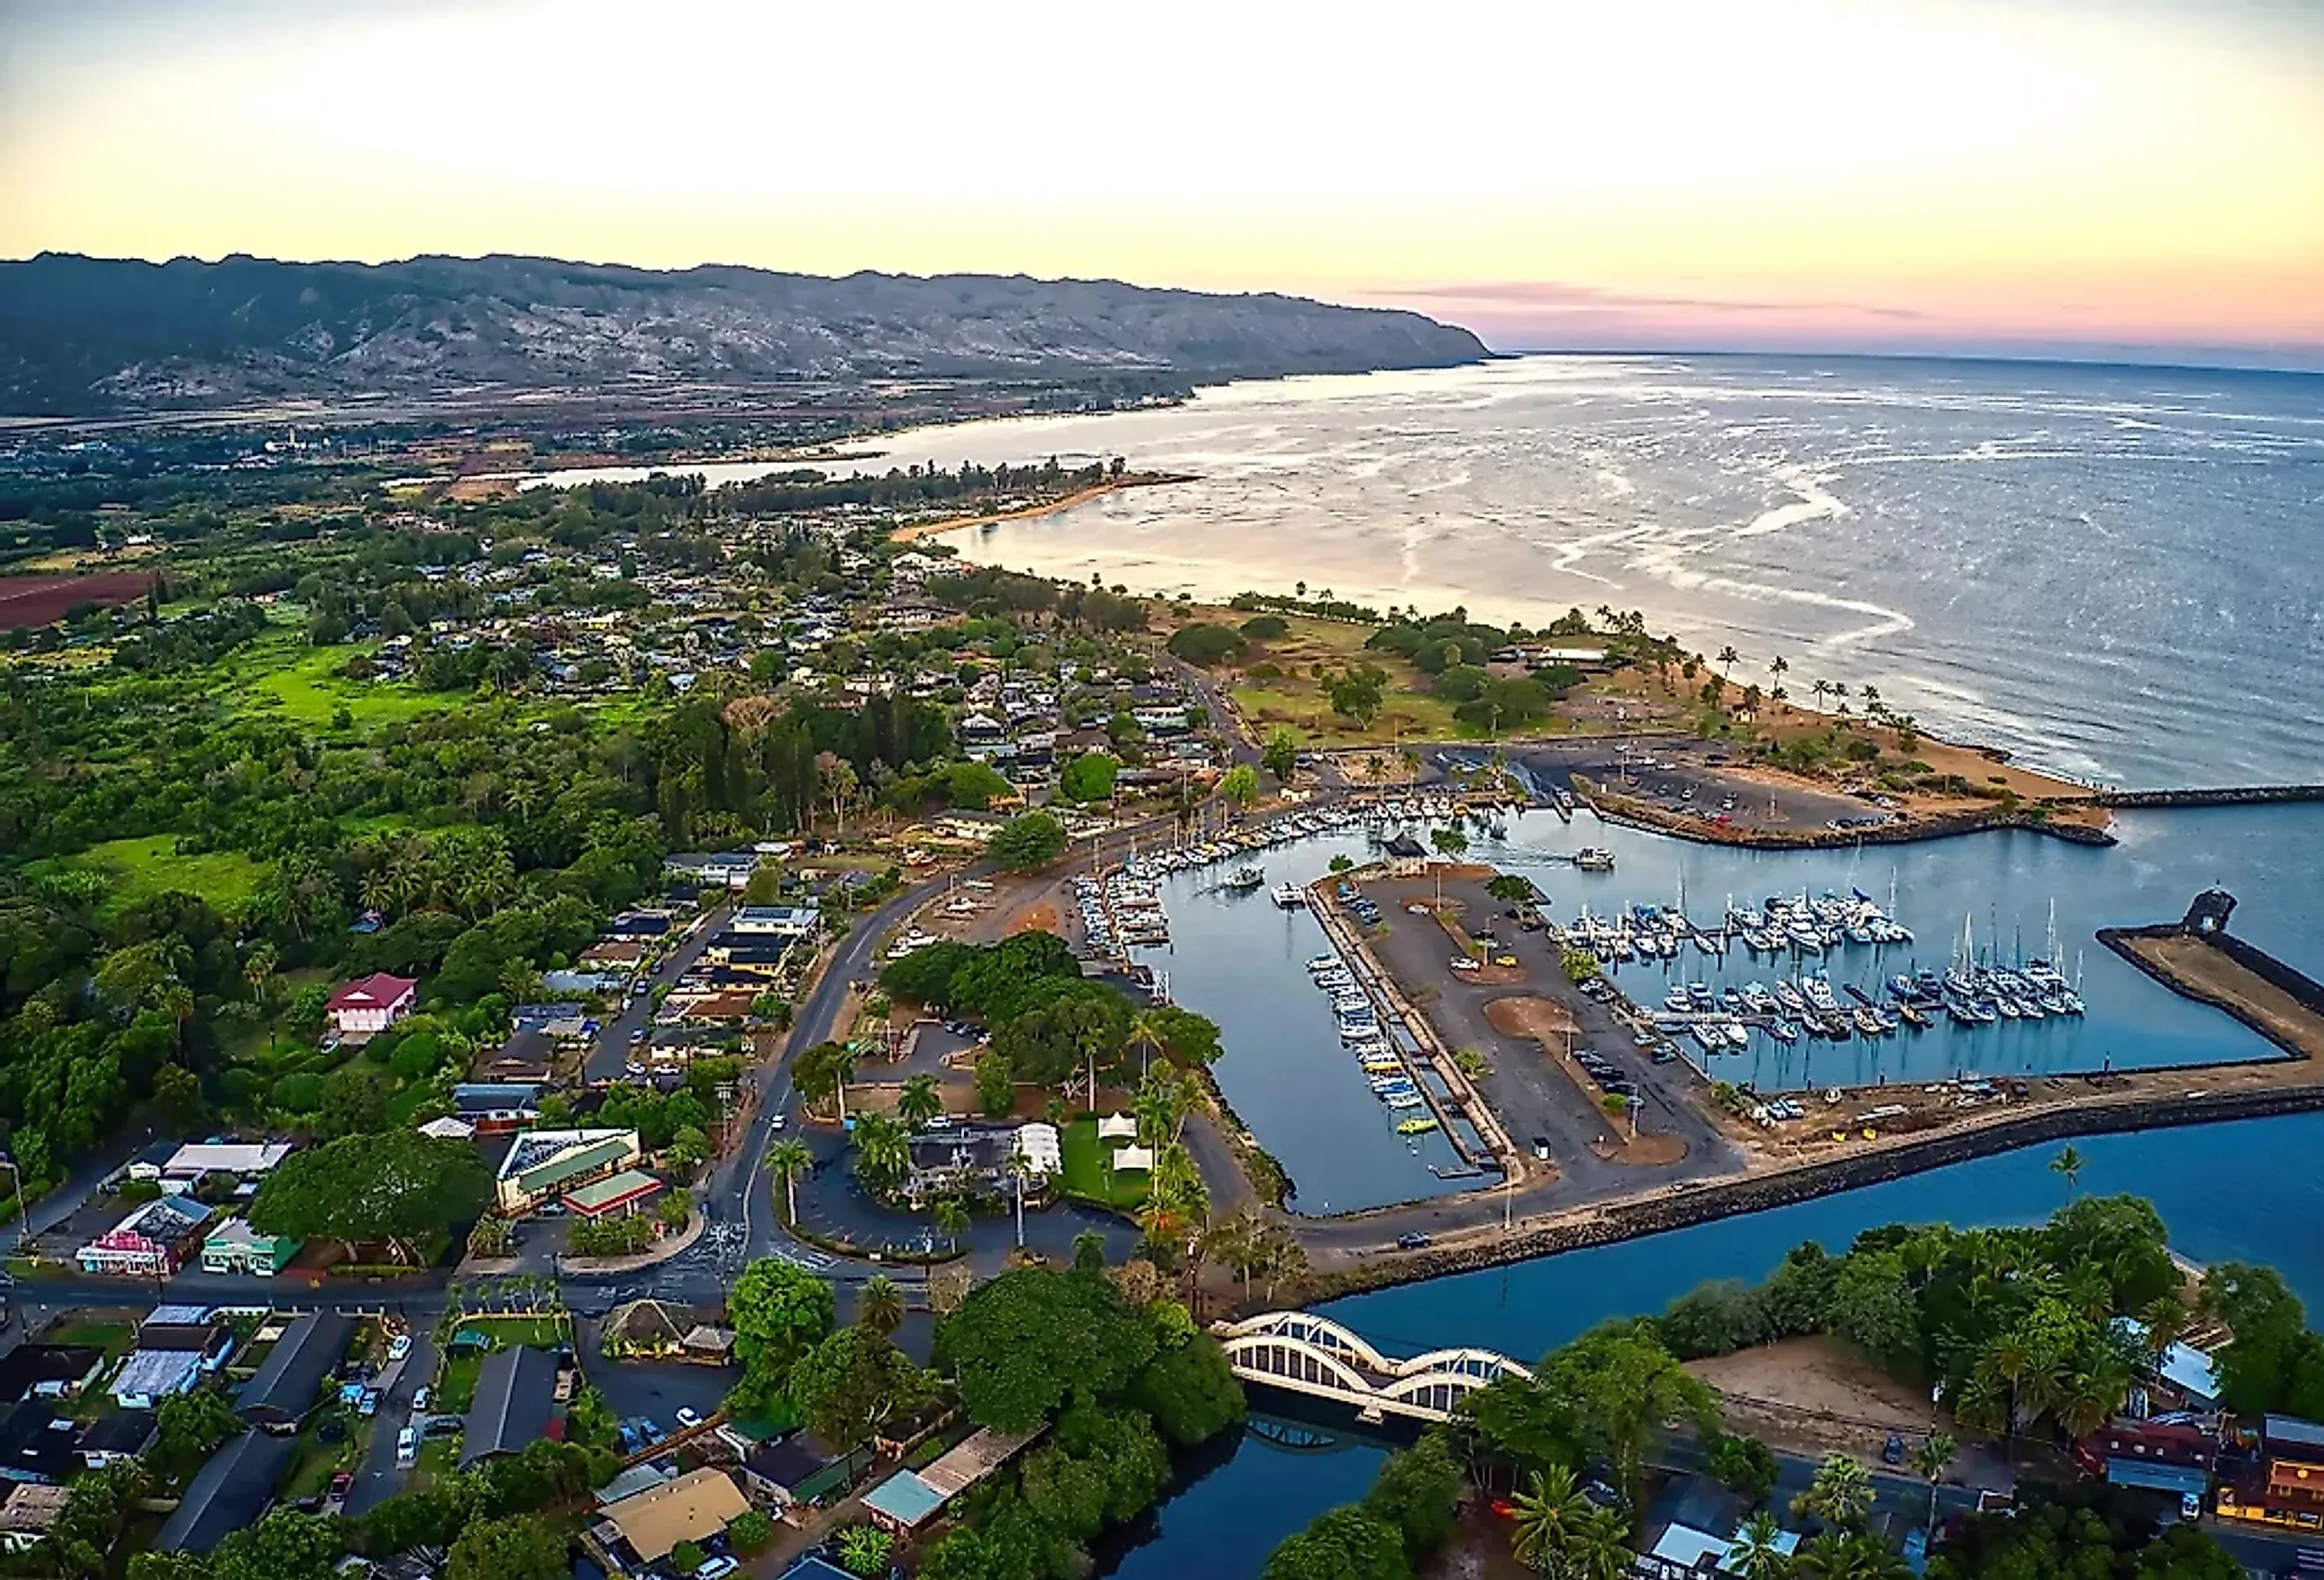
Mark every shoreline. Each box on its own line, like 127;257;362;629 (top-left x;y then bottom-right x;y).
891;472;1195;546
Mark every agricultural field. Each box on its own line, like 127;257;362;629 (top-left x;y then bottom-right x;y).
0;571;155;628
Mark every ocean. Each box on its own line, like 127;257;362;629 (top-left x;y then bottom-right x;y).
905;354;2324;789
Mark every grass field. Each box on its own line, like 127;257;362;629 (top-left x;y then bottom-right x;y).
44;835;268;911
227;632;460;729
1059;1117;1150;1209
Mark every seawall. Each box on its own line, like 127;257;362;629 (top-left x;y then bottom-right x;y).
1575;780;2119;851
1305;1083;2324;1304
2090;785;2324;810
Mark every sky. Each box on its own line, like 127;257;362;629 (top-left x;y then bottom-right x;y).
3;0;2320;361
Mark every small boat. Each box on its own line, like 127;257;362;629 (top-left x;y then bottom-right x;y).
1575;847;1616;871
1898;1002;1931;1030
1271;884;1308;908
1768;1018;1800;1044
1395;1117;1439;1135
1223;866;1265;892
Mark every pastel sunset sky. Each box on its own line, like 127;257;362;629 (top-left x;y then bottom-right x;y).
4;0;2320;360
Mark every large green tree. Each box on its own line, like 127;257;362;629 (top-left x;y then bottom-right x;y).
787;1326;930;1451
935;1267;1160;1431
1260;1504;1409;1580
727;1258;837;1415
247;1130;489;1264
987;811;1069;870
446;1516;566;1580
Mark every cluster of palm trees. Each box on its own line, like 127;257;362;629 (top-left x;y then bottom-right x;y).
352;827;519;921
1195;1208;1308;1304
1505;1463;1631;1580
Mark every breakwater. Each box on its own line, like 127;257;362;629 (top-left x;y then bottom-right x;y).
1574;779;2119;850
2097;890;2324;1063
2087;785;2324;810
1303;1081;2324;1304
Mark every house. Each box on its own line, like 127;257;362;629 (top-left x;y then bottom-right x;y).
418;1115;476;1141
202;1217;301;1276
594;1466;753;1568
664;853;760;890
76;1410;157;1469
2113;1317;2223;1410
603;912;675;939
154;1430;295;1554
0;1407;78;1485
932;811;1009;843
496;1129;643;1213
579;939;651;971
453;1084;545;1134
777;1560;854;1580
238;1312;356;1429
730;905;821;939
326;973;418;1039
77;1194;211;1278
544;970;623;995
511;1003;590;1040
460;1346;560;1467
2216;1414;2324;1529
563;1170;663;1221
0;1483;68;1552
860;1429;1038;1535
739;1430;875;1517
0;1349;102;1406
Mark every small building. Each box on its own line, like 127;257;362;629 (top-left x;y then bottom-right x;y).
326;973;418;1039
1014;1122;1063;1178
76;1409;157;1469
0;1349;102;1406
731;906;821;939
860;1428;1039;1535
109;1349;204;1410
664;853;760;890
739;1430;875;1516
418;1115;477;1141
77;1194;212;1278
201;1218;301;1277
496;1128;643;1213
455;1084;545;1135
594;1466;753;1568
148;1142;295;1194
238;1312;356;1430
460;1346;560;1467
153;1430;295;1554
579;939;651;971
511;1003;590;1040
0;1483;69;1551
478;1033;556;1086
0;1408;79;1486
563;1169;663;1221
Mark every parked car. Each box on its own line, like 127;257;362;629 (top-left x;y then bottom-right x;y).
675;1407;702;1430
396;1427;417;1466
413;1386;431;1413
1883;1434;1906;1466
695;1561;739;1580
1531;1136;1552;1161
388;1334;412;1363
1396;1232;1431;1250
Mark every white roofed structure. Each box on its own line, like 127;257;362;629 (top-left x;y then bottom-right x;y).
1013;1123;1062;1176
1097;1114;1137;1142
1112;1145;1155;1172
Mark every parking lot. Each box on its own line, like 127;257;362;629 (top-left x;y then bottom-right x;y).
1496;739;1887;834
1354;871;1739;1207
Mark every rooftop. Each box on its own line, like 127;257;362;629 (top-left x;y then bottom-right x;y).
599;1466;751;1562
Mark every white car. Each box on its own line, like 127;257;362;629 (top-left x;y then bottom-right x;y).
695;1560;739;1580
388;1334;412;1363
675;1407;702;1430
1449;955;1481;973
769;1112;787;1132
395;1427;417;1467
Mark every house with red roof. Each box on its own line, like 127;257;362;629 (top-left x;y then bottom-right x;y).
326;973;417;1040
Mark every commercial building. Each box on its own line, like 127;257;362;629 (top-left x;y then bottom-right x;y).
77;1195;211;1278
129;1142;295;1194
200;1218;300;1276
0;1484;68;1552
563;1170;663;1220
325;973;417;1039
2217;1414;2324;1531
496;1129;643;1213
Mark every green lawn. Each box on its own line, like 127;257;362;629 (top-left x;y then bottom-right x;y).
1058;1117;1150;1209
454;1314;570;1349
37;835;268;912
438;1351;484;1414
230;635;460;729
46;1319;137;1354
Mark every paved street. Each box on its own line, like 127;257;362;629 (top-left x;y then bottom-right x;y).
584;900;735;1082
346;1325;434;1516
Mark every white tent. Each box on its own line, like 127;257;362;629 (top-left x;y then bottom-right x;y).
1013;1122;1063;1176
419;1116;476;1140
1097;1113;1138;1143
1111;1145;1156;1172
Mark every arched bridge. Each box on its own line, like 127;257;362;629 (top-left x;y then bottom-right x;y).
1212;1311;1531;1422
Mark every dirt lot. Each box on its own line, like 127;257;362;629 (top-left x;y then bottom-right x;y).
1688;1336;1954;1461
0;571;155;628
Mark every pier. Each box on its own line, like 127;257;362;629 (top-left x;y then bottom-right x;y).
2099;889;2324;1063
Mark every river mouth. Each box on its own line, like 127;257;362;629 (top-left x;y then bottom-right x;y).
1131;798;2318;1216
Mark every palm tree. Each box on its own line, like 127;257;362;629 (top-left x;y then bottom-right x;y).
1509;1464;1596;1573
1563;1506;1632;1580
1126;1010;1168;1082
2049;1143;2085;1200
769;1139;812;1224
897;1074;943;1132
1810;679;1831;709
1004;1153;1033;1248
1915;1432;1955;1537
1730;1510;1794;1580
930;1197;969;1249
2136;1290;2190;1366
1717;644;1740;688
1793;1531;1908;1580
2056;1362;2129;1438
856;1275;905;1337
852;1113;909;1195
1793;1453;1872;1532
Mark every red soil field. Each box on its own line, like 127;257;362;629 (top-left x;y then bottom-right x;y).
0;572;156;629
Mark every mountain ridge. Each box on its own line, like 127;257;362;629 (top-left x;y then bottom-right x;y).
0;251;1489;415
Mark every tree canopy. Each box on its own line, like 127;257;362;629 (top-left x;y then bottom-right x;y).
935;1267;1163;1432
727;1257;837;1415
248;1131;489;1262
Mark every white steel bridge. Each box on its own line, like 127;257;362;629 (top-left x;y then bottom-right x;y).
1211;1311;1531;1422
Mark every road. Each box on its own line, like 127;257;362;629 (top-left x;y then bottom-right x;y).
584;901;735;1082
345;1325;434;1516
